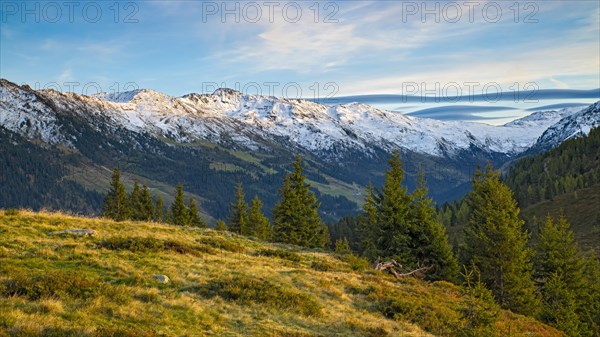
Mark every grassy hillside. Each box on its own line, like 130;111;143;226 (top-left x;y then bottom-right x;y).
0;210;563;337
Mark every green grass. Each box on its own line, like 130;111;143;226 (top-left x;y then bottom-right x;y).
0;210;564;337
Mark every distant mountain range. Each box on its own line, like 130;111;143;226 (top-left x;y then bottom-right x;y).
1;78;599;221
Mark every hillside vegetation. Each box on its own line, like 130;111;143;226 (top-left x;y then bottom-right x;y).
0;210;562;337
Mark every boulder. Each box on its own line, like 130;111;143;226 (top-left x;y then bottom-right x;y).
152;275;170;284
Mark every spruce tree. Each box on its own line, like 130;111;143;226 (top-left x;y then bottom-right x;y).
246;195;271;240
129;180;143;220
188;197;206;228
140;184;154;221
272;155;328;248
360;182;380;260
169;183;189;226
535;215;587;336
377;150;413;263
154;195;164;222
462;163;540;316
411;169;459;282
228;182;248;234
103;168;130;221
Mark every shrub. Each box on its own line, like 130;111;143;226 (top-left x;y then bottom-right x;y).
342;254;371;272
193;276;320;316
197;236;245;253
1;270;101;300
4;209;19;216
310;260;334;272
255;248;302;262
98;236;201;256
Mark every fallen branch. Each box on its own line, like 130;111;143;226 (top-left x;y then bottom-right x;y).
373;259;432;279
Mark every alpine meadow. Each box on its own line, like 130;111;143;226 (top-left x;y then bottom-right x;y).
1;1;599;336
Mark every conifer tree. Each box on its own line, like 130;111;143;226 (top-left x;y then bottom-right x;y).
169;183;189;226
140;184;154;221
103;168;130;221
228;181;248;234
246;195;271;240
462;163;540;316
335;237;352;255
411;169;458;281
188;197;206;228
154;195;164;222
535;215;587;336
377;150;413;263
360;182;380;260
129;180;143;220
272;155;328;248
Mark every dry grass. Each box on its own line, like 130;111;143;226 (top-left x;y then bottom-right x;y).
0;210;564;337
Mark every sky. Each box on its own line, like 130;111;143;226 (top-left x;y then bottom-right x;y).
1;0;599;123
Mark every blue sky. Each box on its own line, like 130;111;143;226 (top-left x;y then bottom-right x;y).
1;0;599;104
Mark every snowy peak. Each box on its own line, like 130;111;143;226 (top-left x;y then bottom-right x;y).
530;101;600;152
1;79;599;160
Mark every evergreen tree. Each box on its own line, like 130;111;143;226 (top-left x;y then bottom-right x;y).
335;237;352;255
139;184;155;221
228;182;248;234
377;150;413;263
540;272;580;336
535;215;588;336
188;197;206;228
462;163;540;316
411;169;459;282
128;180;143;220
272;155;328;248
215;219;228;231
246;195;271;240
580;255;600;336
169;183;189;226
103;168;130;221
360;182;380;260
154;195;164;222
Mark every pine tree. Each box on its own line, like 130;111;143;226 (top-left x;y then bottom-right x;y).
129;180;143;220
188;197;206;228
535;215;587;336
462;163;540;316
580;255;600;337
140;184;154;221
411;169;459;282
228;182;248;234
169;183;189;226
154;195;164;222
360;182;380;260
335;237;352;255
377;150;413;263
103;168;130;221
272;155;328;248
246;195;271;240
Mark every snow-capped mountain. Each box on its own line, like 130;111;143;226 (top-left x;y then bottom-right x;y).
528;101;600;152
1;78;599;217
1;79;594;160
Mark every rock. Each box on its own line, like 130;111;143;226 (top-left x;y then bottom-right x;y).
152;275;170;284
49;229;95;237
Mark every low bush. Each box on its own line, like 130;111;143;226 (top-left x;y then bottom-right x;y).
197;236;245;253
1;270;101;300
4;209;20;216
193;276;320;316
98;236;201;256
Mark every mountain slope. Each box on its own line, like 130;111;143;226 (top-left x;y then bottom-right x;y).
0;210;564;337
1;78;599;220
